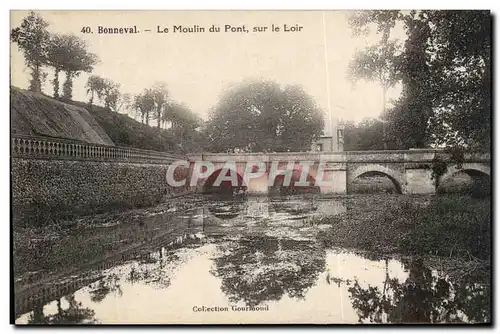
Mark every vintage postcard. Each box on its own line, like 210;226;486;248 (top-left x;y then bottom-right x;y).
10;10;491;325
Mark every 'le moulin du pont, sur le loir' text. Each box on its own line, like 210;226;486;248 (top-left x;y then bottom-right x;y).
90;24;304;34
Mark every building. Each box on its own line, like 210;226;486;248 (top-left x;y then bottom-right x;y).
311;118;344;152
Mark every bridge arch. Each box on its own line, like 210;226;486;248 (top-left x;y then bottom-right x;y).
438;163;490;196
439;163;490;184
271;168;320;194
202;168;245;194
349;164;405;194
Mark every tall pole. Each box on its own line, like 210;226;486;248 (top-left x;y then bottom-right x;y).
381;25;390;151
382;85;387;150
322;11;334;152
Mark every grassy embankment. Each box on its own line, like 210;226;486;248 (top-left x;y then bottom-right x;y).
316;195;491;262
11;86;205;153
70;100;206;153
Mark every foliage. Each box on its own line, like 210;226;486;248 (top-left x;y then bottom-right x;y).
57;35;98;100
70;100;183;152
343;118;393;151
166;102;203;145
151;82;169;128
347;11;403;151
117;93;132;113
348;10;491;151
401;196;491;260
430;156;448;186
89;274;123;303
204;80;325;152
12;12;205;154
347;258;490;323
133;89;155;125
45;33;67;98
347;39;402;104
317;196;418;253
101;78;120;110
86;76;127;112
85;75;106;105
424;11;491;150
13;12;100;100
348;10;401;37
431;146;466;186
11;11;50;93
317;195;491;260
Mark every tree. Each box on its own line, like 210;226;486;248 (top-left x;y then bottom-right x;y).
116;93;132;114
85;75;105;105
280;85;327;152
348;10;491;151
343;118;389;151
133;89;155;125
101;79;120;110
133;94;144;123
205;80;325;152
348;10;401;37
11;11;50;93
45;33;67;98
424;11;491;150
347;11;403;150
56;35;98;100
85;76;127;112
166;102;202;145
348;41;402;93
389;11;433;149
347;42;402;150
151;83;169;128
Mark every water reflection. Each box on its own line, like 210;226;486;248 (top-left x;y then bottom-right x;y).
15;195;490;324
211;236;326;307
270;197;347;217
204;196;347;224
89;274;122;303
27;294;97;324
125;233;207;290
197;196;346;240
346;258;490;323
16;244;490;324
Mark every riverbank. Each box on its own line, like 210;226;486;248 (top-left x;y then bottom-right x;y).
316;194;491;281
12;194;206;289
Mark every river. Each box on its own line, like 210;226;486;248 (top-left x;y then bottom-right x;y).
14;194;490;324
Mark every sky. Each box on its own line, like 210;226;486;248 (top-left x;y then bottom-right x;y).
10;10;406;135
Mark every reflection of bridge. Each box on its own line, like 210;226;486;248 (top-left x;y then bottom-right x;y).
189;150;490;195
200;197;347;222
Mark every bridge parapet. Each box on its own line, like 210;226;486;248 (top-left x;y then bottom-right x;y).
191;150;490;164
403;151;438;162
12;134;185;165
188;149;490;195
460;152;490;162
189;152;348;163
346;151;406;163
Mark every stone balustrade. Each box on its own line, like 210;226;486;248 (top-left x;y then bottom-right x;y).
11;135;186;165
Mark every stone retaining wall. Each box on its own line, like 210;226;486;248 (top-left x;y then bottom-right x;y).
11;135;191;226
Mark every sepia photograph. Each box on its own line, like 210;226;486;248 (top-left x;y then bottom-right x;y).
9;9;491;325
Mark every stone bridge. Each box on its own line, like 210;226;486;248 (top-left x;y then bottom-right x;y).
188;150;491;195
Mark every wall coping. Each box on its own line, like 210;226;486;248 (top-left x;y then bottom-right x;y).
11;134;187;164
